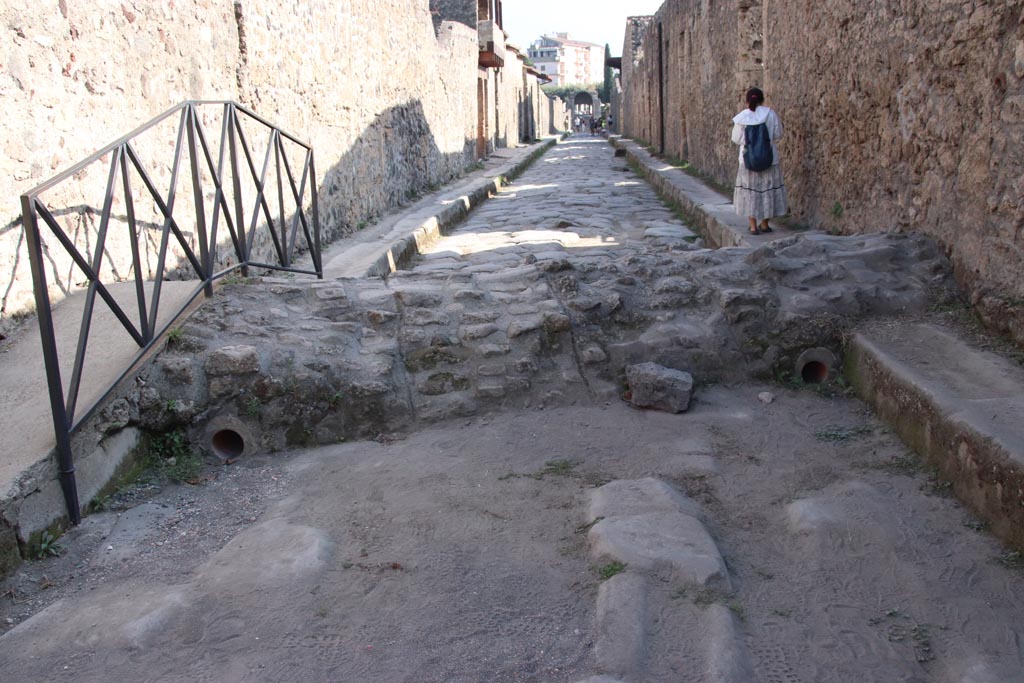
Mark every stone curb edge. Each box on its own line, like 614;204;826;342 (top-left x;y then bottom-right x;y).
846;332;1024;552
608;137;749;250
364;138;558;278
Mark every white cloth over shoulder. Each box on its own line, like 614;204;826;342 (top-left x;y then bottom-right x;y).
731;106;783;167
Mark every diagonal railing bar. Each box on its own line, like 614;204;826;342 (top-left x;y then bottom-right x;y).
121;146;151;344
239;122;287;265
191;104;245;270
124;141;206;283
274;133;289;266
227;107;248;270
279;141;313;265
185;107;213;296
65;149;122;425
253;130;284;263
128;109;192;337
20;101;322;525
34;203;145;348
203;104;241;266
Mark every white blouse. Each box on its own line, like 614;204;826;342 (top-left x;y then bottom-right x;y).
731;106;783;167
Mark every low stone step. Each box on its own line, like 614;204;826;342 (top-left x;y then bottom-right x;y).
846;322;1024;550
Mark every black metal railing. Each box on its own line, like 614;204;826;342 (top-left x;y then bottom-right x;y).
20;100;322;524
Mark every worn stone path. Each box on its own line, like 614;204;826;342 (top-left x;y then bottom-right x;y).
3;134;1023;682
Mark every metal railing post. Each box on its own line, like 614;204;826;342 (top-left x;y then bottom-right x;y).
21;196;82;524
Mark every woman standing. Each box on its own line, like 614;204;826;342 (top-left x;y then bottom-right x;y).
731;88;787;234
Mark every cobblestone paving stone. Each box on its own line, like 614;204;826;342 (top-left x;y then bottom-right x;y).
127;135;955;454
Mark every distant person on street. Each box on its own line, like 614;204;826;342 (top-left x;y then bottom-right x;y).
731;87;787;234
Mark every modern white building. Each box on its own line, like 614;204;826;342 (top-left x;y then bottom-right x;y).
527;33;605;86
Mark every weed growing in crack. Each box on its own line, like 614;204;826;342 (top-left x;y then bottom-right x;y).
148;430;203;483
963;518;991;532
535;459;577;478
861;453;922;475
34;530;63;560
497;459;580;481
995;550;1024;571
574;517;604;535
814;425;872;442
597;561;627;580
166;327;184;346
727;600;746;621
244;396;262;418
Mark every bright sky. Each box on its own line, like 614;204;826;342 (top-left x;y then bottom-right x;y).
502;0;667;55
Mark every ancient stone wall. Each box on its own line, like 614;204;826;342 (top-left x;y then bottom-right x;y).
621;1;1024;345
1;0;553;337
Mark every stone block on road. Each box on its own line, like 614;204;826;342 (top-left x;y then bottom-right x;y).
589;512;730;589
626;362;694;413
588;478;702;523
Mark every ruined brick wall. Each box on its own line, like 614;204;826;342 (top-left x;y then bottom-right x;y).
622;0;1024;344
0;0;550;336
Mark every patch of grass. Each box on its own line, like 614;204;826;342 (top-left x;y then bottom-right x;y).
963;518;990;532
831;201;844;219
89;493;113;512
995;550;1024;570
148;430;203;484
692;587;728;607
499;459;586;482
911;624;935;663
726;600;746;621
596;561;627;580
814;425;872;442
770;607;792;618
166;327;184;345
534;459;577;478
921;471;953;496
221;274;256;286
244;396;262;418
861;453;922;475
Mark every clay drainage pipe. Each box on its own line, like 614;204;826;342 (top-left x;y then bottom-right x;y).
203;416;255;462
795;347;838;385
210;429;245;460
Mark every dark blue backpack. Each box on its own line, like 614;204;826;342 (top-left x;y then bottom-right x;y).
743;122;773;172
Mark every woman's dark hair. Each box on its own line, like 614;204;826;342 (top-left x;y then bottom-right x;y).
746;87;765;111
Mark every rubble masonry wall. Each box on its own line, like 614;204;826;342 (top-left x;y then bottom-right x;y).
621;1;1024;344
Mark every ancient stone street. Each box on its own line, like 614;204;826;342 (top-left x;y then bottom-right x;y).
2;134;1023;682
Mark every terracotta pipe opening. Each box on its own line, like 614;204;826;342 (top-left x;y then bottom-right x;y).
210;429;245;460
800;360;830;384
